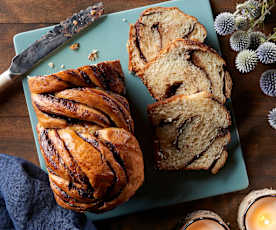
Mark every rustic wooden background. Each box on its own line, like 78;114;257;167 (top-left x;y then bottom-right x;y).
0;0;275;229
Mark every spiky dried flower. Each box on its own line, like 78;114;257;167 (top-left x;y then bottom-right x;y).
235;49;258;73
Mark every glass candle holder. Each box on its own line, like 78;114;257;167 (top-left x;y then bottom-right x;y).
179;210;230;230
238;189;276;230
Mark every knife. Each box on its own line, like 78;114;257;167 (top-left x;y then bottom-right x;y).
0;2;104;93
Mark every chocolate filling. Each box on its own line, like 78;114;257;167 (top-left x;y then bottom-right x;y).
221;64;227;97
95;90;133;132
185;128;228;167
174;116;199;151
38;94;78;113
79;70;94;85
54;130;92;186
90;65;109;90
98;139;128;202
208;146;227;172
76;132;121;200
35;104;84;125
34;94;110;126
100;140;127;180
51;74;74;87
182;23;195;39
134;22;147;63
190;52;213;94
165;82;182;98
40;129;94;198
40;129;60;170
52;180;103;211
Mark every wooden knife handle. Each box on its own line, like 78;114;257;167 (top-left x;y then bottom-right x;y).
0;70;17;93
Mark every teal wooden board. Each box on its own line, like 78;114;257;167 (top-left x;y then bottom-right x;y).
13;0;249;221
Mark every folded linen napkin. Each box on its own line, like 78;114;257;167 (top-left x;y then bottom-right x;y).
0;153;96;230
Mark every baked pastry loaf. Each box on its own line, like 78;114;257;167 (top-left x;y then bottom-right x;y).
147;92;231;174
29;61;144;212
138;39;232;104
37;125;144;212
128;7;207;73
28;60;126;95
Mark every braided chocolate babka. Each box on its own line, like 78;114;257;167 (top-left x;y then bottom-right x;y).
29;60;144;212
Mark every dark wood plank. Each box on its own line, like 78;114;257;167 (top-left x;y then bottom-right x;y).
0;117;38;165
0;0;168;23
0;23;53;117
0;0;275;230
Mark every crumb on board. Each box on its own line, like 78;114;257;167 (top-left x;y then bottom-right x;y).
88;49;99;61
70;43;80;51
122;18;127;22
91;9;97;15
60;64;65;68
48;62;55;68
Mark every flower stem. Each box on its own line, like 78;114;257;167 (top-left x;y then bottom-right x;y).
248;2;276;31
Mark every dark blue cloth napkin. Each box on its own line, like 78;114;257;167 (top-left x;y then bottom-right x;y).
0;153;97;230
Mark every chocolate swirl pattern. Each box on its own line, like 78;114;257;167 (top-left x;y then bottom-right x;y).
29;60;144;213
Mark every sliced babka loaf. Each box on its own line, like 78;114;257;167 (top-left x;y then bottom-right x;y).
147;92;231;174
138;39;232;104
128;7;207;73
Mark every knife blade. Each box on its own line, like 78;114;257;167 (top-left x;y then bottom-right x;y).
0;2;104;92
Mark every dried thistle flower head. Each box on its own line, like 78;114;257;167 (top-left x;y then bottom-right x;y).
257;42;276;64
235;15;250;30
230;31;250;51
249;31;266;50
242;0;261;19
260;69;276;96
214;12;235;36
268;108;276;129
235;49;258;73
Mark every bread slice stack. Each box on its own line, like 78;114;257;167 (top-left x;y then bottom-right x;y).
128;7;232;174
128;7;207;73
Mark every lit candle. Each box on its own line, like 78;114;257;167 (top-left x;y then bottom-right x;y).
180;210;230;230
238;189;276;230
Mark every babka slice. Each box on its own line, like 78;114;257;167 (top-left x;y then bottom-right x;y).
147;92;231;174
138;39;232;104
127;7;207;73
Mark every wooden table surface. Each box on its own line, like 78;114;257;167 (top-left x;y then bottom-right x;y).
0;0;275;229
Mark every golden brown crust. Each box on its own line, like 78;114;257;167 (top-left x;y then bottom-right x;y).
28;60;125;95
94;128;144;211
55;88;134;132
38;125;143;213
211;150;228;174
31;61;144;213
128;7;207;73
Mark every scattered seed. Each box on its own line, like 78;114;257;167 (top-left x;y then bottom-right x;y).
48;62;55;68
70;43;80;51
91;9;97;15
88;49;99;61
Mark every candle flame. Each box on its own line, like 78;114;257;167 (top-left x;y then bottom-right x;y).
259;215;272;226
